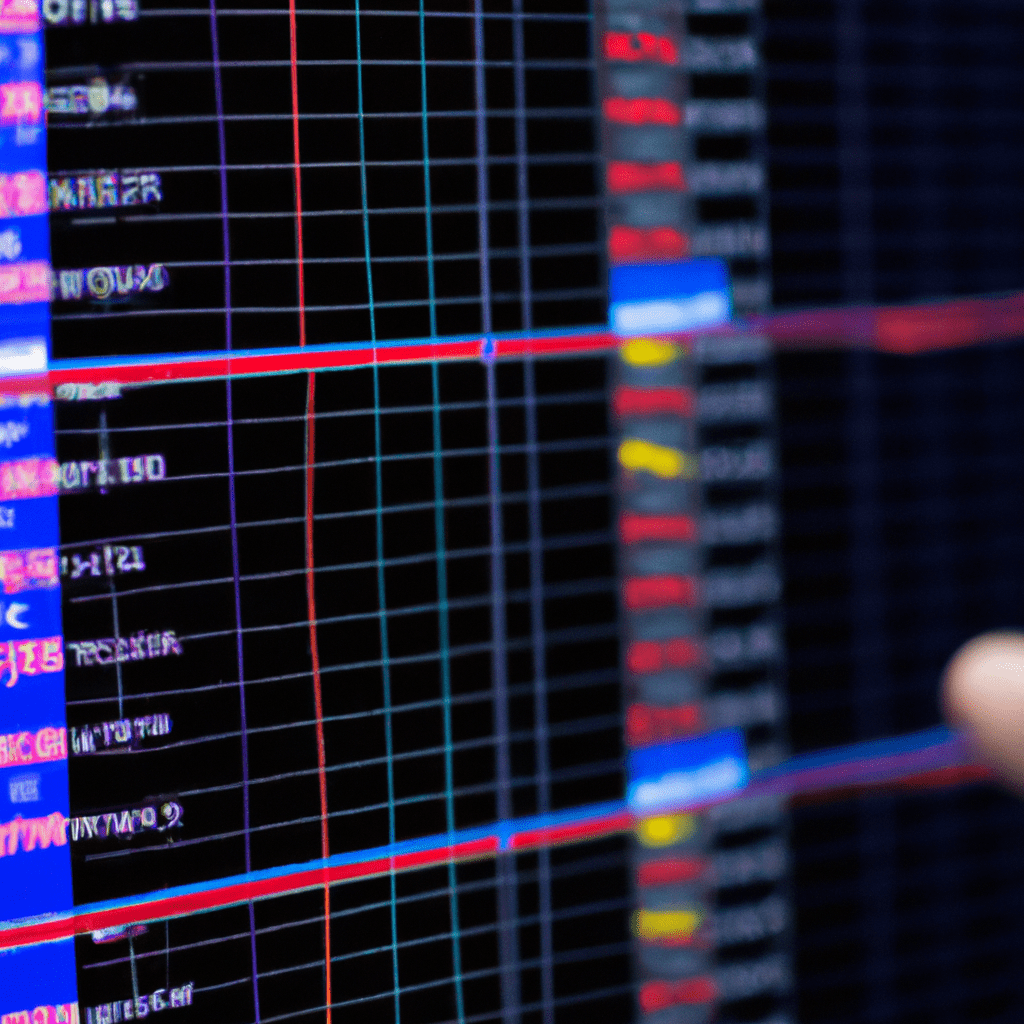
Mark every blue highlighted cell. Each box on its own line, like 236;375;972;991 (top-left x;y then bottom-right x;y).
0;938;78;1017
610;258;733;335
628;729;749;812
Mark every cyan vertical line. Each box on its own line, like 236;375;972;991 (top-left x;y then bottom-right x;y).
359;9;396;1013
431;363;467;1024
419;0;438;339
421;11;462;1014
210;1;260;1016
355;0;377;345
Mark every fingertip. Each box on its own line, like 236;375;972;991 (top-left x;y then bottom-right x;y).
942;632;1024;790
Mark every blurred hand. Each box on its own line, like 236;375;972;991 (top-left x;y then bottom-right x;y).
943;632;1024;790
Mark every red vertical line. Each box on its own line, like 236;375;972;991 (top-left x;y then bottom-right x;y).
305;372;332;1020
289;0;329;1014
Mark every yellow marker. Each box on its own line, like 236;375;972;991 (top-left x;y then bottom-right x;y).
634;908;703;942
621;338;682;367
637;813;697;848
618;439;695;480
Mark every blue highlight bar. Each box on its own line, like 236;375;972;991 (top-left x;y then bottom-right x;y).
609;258;733;336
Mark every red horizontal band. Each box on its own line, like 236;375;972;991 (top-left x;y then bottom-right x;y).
636;857;706;888
609;225;689;264
510;811;633;852
608;161;686;194
624;574;698;610
613;386;694;418
627;703;702;747
639;977;718;1013
603;97;682;126
0;837;500;951
627;638;703;675
603;30;679;65
46;331;618;389
620;513;698;545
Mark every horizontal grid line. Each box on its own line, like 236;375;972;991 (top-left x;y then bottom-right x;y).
76;757;623;863
51;284;603;322
81;841;627;972
56;478;612;553
60;433;612;486
69;666;619;746
66;546;614;605
56;387;606;435
65;620;619;706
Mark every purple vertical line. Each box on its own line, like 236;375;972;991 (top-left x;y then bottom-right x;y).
511;0;532;333
209;1;261;1019
472;0;493;335
512;4;554;1022
485;358;520;1024
523;367;556;1024
476;5;518;1019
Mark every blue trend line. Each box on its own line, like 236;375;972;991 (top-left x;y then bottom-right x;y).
0;726;986;948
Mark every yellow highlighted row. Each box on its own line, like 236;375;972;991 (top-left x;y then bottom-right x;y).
618;439;696;480
636;813;697;848
634;908;703;941
621;338;684;367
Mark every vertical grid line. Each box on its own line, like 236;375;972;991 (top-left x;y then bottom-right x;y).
304;371;332;1021
524;364;556;1024
478;4;518;999
431;363;467;1024
357;5;398;1019
97;413;125;718
423;13;463;1011
356;0;377;344
419;1;438;339
289;4;330;1010
287;0;307;347
486;355;521;1024
836;0;874;306
511;0;533;333
513;7;555;1019
373;359;401;1024
210;1;260;1013
473;0;493;336
225;382;260;1021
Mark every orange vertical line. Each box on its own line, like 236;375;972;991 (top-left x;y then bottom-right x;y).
288;1;329;1017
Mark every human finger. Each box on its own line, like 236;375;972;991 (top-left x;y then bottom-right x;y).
943;631;1024;790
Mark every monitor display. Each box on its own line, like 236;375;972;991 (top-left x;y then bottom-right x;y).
2;2;1024;1023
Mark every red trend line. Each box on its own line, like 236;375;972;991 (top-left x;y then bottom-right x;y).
43;292;1024;393
288;2;329;1014
0;735;992;955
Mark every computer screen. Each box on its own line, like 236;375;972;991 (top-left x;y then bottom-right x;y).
2;1;1024;1022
